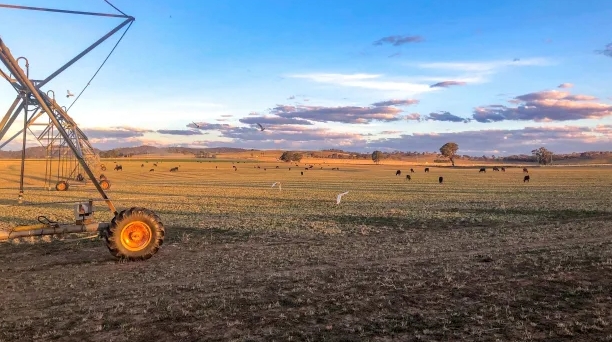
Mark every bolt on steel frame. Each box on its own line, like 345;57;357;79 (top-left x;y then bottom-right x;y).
0;3;166;260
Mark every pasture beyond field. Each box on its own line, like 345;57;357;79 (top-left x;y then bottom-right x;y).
0;159;611;341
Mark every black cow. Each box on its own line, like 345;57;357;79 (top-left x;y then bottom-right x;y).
406;175;411;181
170;167;178;172
114;165;122;171
153;163;158;167
501;167;506;172
523;168;529;173
524;175;530;182
439;176;444;184
395;170;401;176
424;167;429;173
410;168;415;173
479;167;486;173
301;171;303;175
141;164;144;167
493;167;499;171
149;169;154;172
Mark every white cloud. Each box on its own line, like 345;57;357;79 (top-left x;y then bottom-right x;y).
287;73;436;95
415;57;553;73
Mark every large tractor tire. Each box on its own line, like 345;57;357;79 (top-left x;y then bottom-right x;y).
103;207;164;261
100;179;111;190
55;181;69;191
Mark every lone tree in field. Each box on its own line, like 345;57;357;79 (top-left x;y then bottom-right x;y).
371;150;383;164
532;147;553;165
280;151;303;162
439;142;459;167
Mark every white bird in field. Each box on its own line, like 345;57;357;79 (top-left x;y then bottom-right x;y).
336;191;349;204
271;182;281;191
66;90;74;98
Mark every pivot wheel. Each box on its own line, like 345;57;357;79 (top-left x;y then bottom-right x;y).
55;181;69;191
100;179;111;190
100;174;107;181
104;207;164;261
100;164;107;171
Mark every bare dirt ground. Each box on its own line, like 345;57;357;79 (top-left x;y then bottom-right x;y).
0;160;611;341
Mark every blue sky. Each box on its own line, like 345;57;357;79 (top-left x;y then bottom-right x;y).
0;0;611;155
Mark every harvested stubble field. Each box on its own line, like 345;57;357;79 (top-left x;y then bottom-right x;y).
0;159;611;341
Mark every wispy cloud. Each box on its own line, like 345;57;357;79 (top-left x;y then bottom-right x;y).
187;122;232;130
83;126;153;139
373;35;423;46
429;81;467;88
404;113;422;121
416;57;552;73
425;111;471;123
371;99;419;107
269;104;404;124
595;43;612;58
239;115;313;126
157;129;203;136
473;89;612;123
288;73;434;95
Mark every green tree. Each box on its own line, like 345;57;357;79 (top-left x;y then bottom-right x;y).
532;147;553;165
292;152;303;162
439;142;459;166
371;150;383;164
279;151;303;162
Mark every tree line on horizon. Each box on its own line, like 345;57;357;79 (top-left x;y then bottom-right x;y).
2;144;611;164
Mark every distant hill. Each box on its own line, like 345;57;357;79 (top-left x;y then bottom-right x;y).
0;146;103;159
0;145;248;159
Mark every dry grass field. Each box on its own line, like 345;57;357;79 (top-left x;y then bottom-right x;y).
0;158;611;341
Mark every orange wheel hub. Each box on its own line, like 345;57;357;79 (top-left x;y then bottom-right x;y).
120;221;152;251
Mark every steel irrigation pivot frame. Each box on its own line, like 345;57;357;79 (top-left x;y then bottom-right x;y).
0;2;165;261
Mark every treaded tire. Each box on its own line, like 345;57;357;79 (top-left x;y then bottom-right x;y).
100;179;111;190
104;207;164;261
55;181;69;191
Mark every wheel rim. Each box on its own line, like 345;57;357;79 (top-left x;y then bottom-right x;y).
101;181;109;189
57;182;66;191
120;221;153;252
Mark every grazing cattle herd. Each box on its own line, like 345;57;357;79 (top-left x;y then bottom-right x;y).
102;161;534;187
398;165;532;184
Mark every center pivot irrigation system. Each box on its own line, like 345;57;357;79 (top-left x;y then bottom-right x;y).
0;2;165;261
